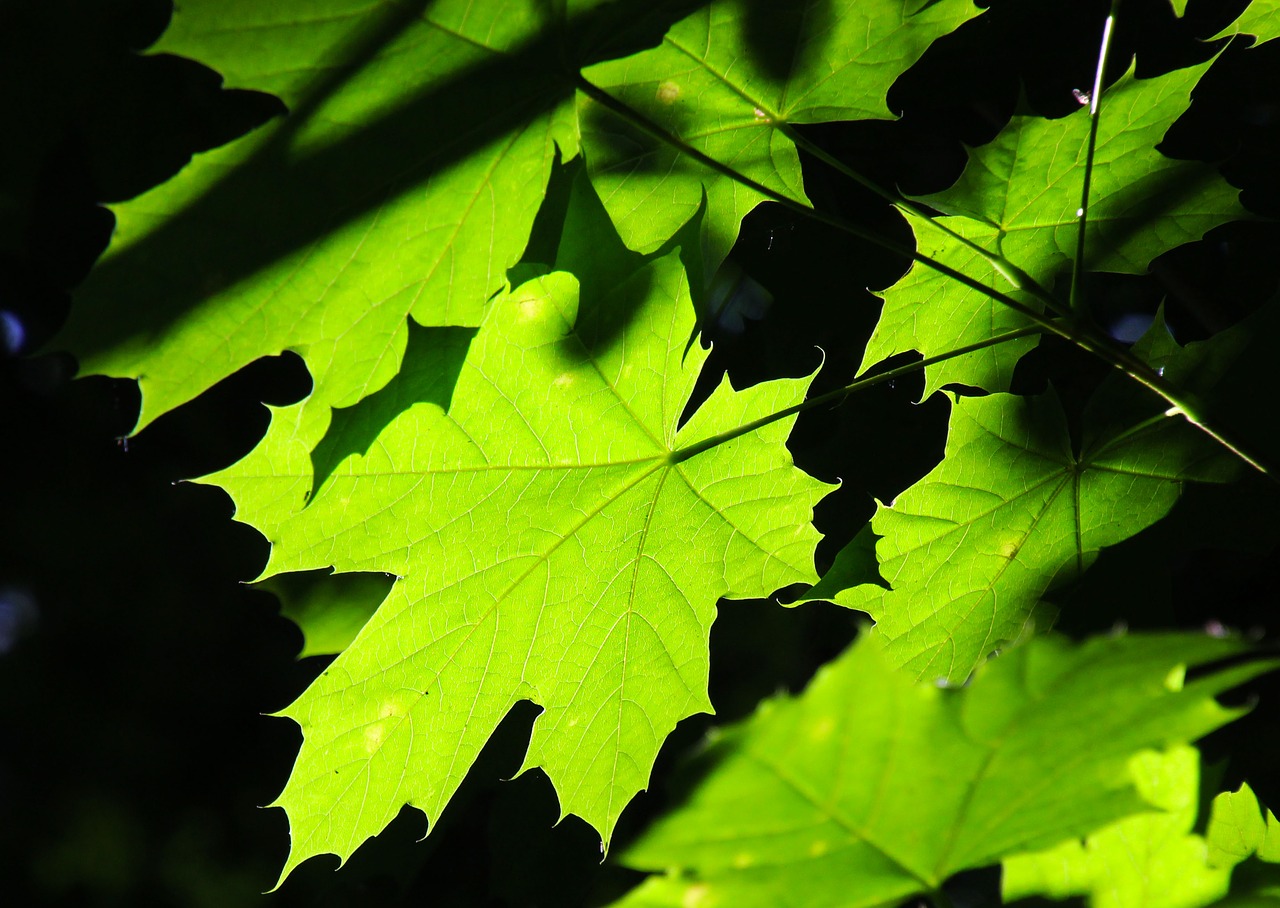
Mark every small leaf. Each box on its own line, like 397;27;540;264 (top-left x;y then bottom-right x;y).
1208;784;1280;868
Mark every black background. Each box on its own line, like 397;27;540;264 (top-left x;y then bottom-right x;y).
3;0;1279;904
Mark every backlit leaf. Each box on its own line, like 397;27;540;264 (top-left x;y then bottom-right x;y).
238;250;828;881
868;58;1247;395
608;631;1273;908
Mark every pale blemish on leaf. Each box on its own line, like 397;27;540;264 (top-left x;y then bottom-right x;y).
809;715;835;742
656;80;680;104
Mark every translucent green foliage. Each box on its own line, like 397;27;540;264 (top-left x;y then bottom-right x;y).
1208;784;1280;868
1218;1;1280;43
608;631;1271;908
1004;747;1232;908
57;0;581;429
1006;759;1280;908
868;60;1246;395
248;251;827;880
823;386;1236;682
578;0;981;277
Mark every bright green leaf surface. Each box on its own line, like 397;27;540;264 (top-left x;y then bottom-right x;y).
1217;1;1280;43
1004;747;1232;908
579;0;981;278
826;387;1236;681
868;59;1246;394
57;0;580;430
1209;784;1280;868
608;630;1269;908
239;250;827;880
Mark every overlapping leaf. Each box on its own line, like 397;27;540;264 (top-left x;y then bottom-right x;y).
1006;756;1280;908
819;380;1237;682
57;0;585;430
578;0;981;278
1208;783;1280;868
1216;0;1280;44
868;58;1247;395
607;630;1273;908
233;248;827;881
1004;747;1232;908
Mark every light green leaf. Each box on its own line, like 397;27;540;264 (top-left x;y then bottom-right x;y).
608;630;1271;908
235;250;827;881
826;386;1237;682
1004;747;1233;908
1209;784;1280;868
56;0;582;430
868;58;1247;395
578;0;981;278
1216;1;1280;43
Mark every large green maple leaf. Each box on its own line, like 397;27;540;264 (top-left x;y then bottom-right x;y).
56;0;659;430
606;630;1275;908
225;249;828;880
867;57;1247;395
578;0;981;278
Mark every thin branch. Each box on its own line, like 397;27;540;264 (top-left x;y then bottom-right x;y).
1070;1;1120;317
780;124;1070;319
670;326;1044;464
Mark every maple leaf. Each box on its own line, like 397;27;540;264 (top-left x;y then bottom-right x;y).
54;0;692;431
233;248;828;881
577;0;981;278
868;57;1248;395
607;630;1275;908
820;374;1239;681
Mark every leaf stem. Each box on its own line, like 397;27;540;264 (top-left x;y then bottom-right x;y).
780;125;1069;318
1071;1;1120;317
669;326;1043;464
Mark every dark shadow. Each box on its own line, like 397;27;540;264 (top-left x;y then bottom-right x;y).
741;0;835;85
309;324;476;499
577;84;701;181
260;568;394;658
56;0;711;365
542;165;659;364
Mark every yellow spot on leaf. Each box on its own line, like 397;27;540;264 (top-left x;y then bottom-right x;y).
809;839;829;857
682;883;713;908
657;81;681;104
516;295;543;321
810;715;835;741
732;852;753;869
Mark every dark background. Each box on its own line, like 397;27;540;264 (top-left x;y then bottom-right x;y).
3;0;1279;904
